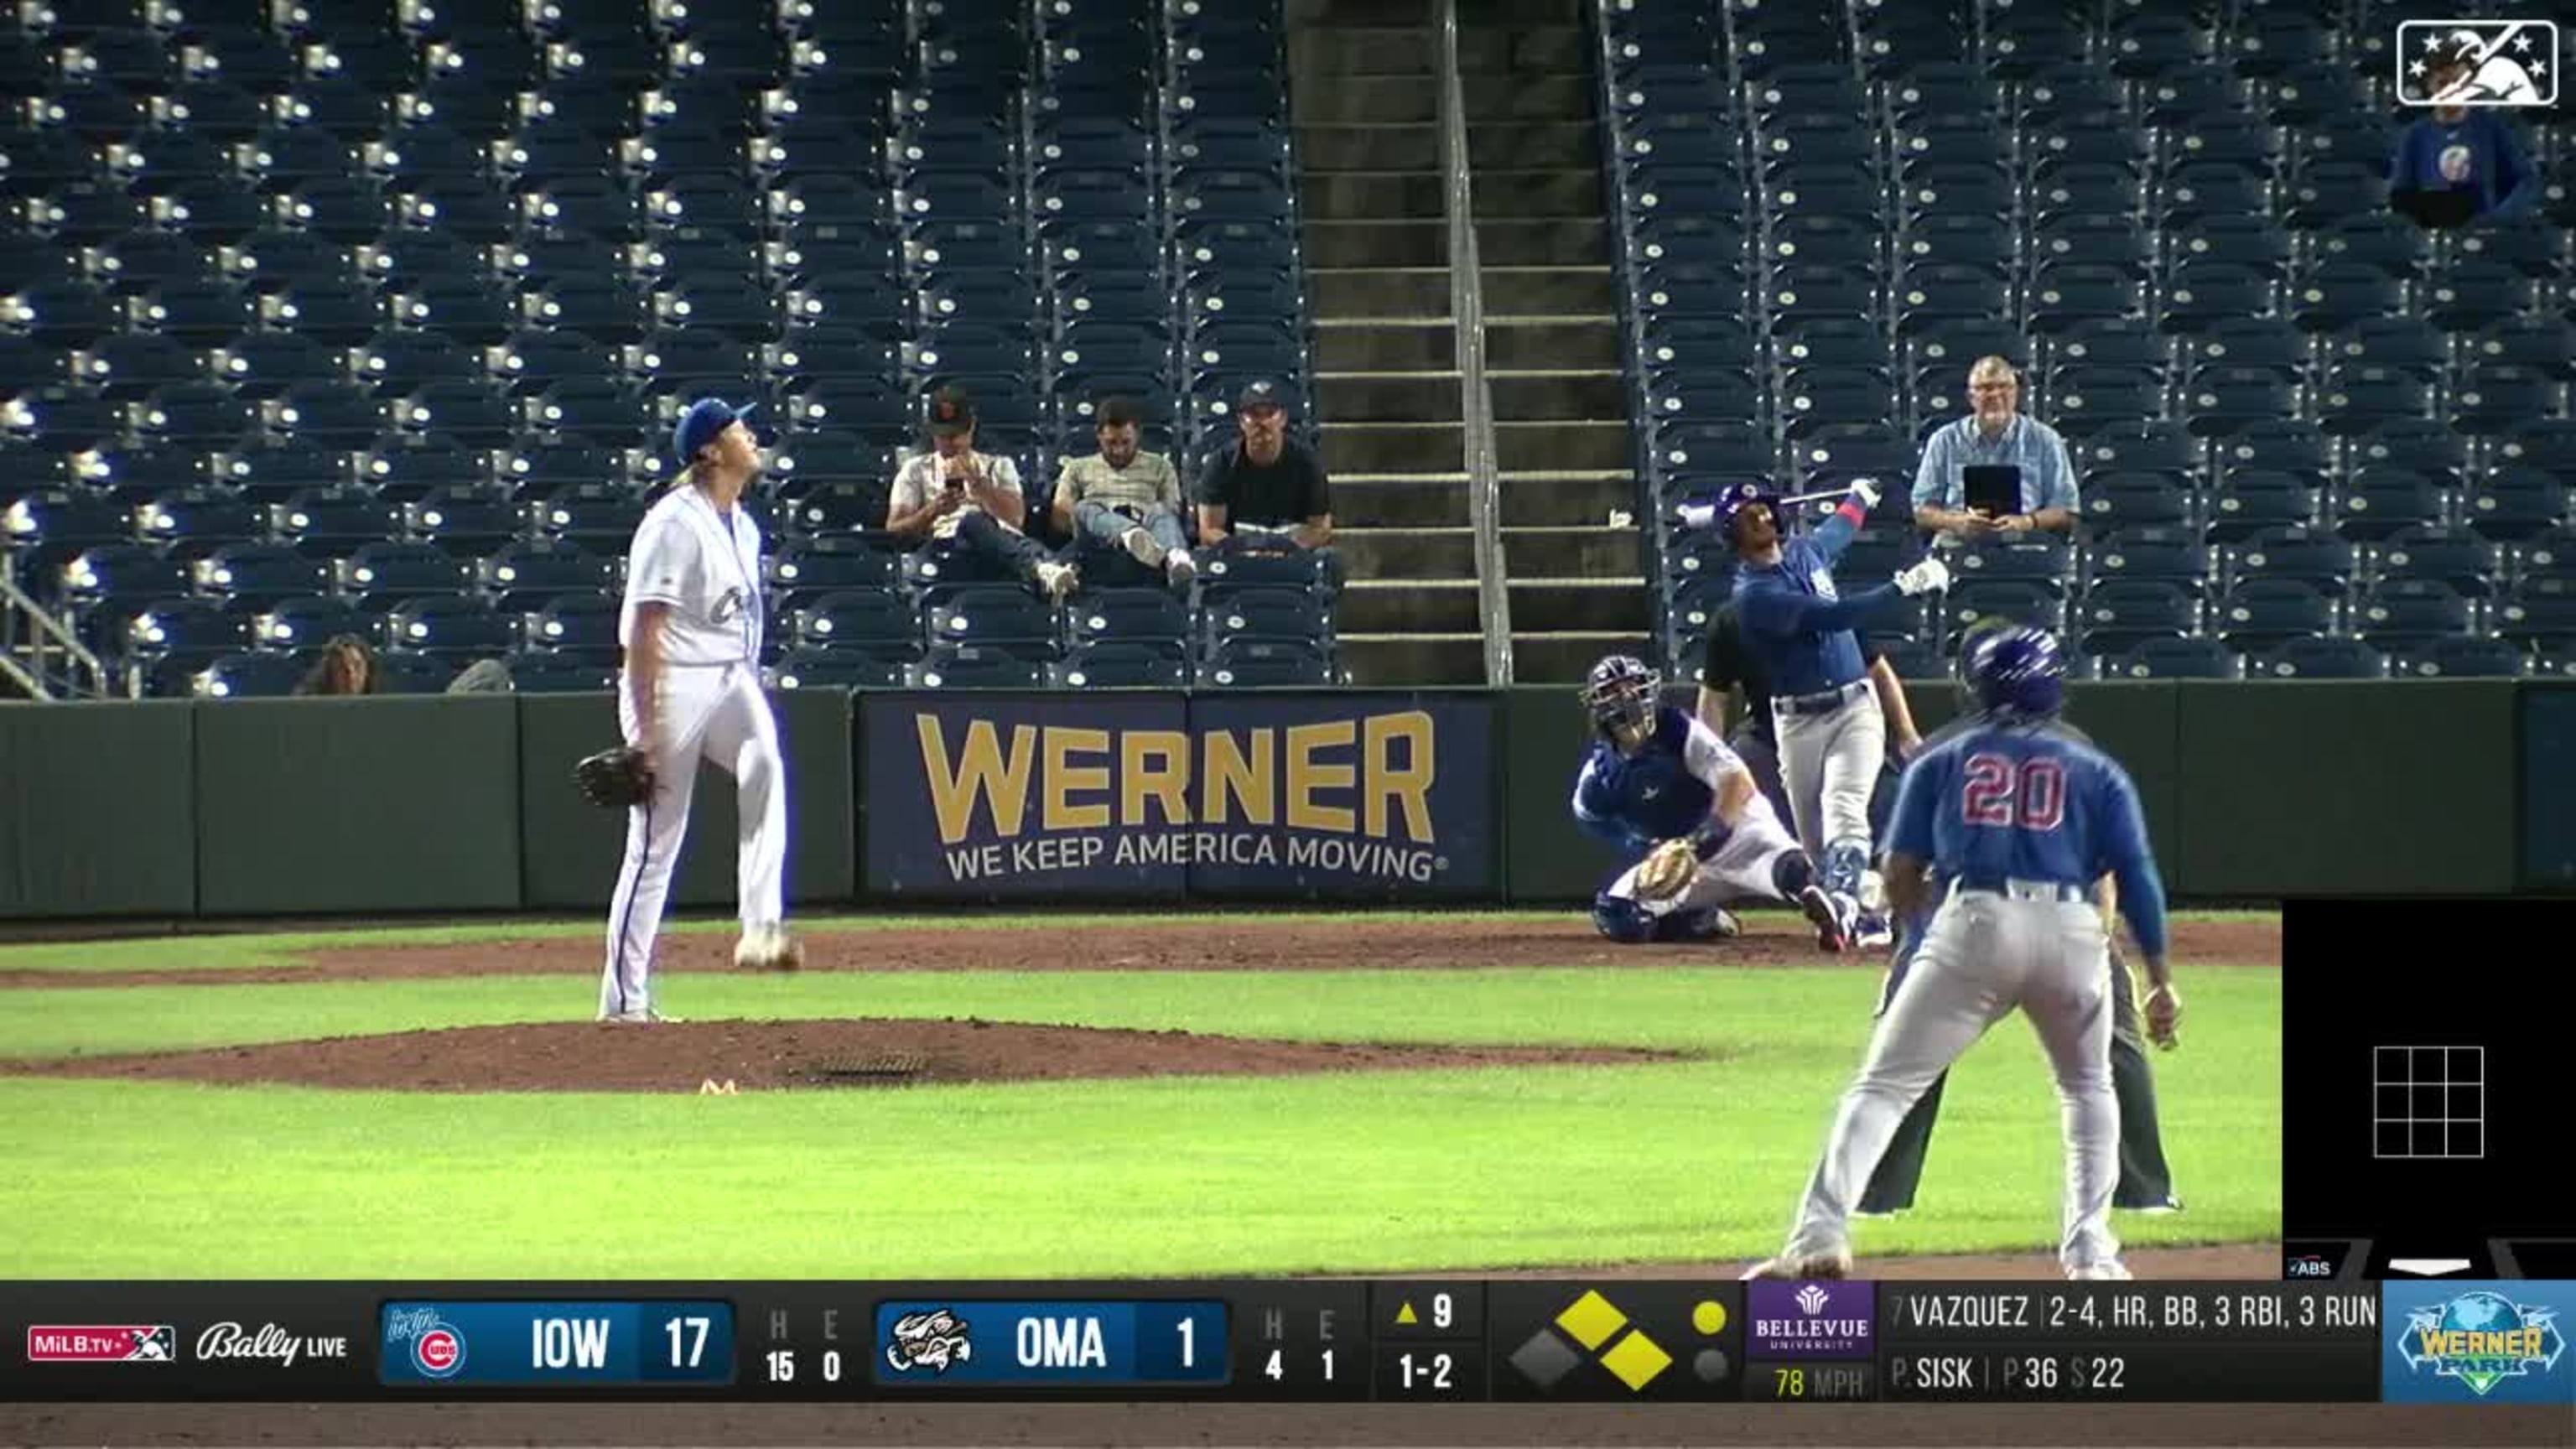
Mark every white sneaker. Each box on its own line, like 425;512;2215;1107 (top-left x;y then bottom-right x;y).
734;923;802;972
1166;550;1197;589
1036;561;1078;602
1122;525;1167;569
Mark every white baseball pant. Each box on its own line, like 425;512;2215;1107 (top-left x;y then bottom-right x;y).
1603;799;1807;917
1774;682;1883;897
600;660;789;1019
1776;882;2123;1275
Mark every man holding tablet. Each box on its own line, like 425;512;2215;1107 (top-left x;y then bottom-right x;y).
1911;355;2080;542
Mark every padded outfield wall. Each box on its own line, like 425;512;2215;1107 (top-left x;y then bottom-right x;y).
0;682;2547;918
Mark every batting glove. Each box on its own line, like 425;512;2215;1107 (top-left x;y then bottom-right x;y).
1850;477;1883;512
1893;557;1951;596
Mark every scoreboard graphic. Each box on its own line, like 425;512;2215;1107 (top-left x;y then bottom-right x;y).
2;1280;2569;1405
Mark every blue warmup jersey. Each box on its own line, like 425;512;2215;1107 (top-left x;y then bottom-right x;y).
1885;721;2169;958
1730;507;1903;698
1571;706;1730;857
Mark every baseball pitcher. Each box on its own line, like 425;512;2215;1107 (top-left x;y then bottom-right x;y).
1705;480;1950;948
1744;626;2180;1282
584;397;802;1024
1572;654;1846;945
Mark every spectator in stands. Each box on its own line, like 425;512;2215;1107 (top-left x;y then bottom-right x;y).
886;385;1078;602
1192;380;1340;590
2389;35;2539;231
1909;356;2079;542
295;635;382;696
1051;394;1195;593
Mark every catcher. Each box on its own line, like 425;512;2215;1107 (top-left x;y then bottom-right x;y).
1573;654;1846;944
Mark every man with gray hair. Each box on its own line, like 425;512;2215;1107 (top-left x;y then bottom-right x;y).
1910;356;2079;542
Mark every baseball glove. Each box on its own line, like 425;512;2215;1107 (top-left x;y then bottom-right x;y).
574;744;654;809
1633;838;1699;901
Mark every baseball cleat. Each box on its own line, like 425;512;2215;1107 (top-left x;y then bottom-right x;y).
1711;907;1742;938
1853;911;1893;951
1799;885;1848;952
1122;526;1168;569
734;923;802;972
600;1008;683;1024
1741;1247;1853;1280
2068;1261;2133;1280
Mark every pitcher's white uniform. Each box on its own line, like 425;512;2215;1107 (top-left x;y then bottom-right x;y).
600;481;788;1020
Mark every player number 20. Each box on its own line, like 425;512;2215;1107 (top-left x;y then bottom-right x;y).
1962;755;2065;830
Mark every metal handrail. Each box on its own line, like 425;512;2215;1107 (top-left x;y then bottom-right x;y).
0;552;115;699
1437;0;1514;685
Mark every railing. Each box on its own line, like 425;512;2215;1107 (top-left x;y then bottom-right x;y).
1436;0;1514;685
0;552;117;700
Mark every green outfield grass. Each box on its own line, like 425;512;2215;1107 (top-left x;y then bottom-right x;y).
0;914;2282;1279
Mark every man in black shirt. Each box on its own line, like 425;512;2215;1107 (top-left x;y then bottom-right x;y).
1856;617;2183;1216
1191;380;1341;591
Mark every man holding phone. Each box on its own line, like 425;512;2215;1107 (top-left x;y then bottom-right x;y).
1909;356;2079;542
885;384;1078;601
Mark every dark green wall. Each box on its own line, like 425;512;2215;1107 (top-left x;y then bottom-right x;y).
2524;684;2576;892
1503;683;1604;903
194;695;522;914
517;688;855;911
0;700;195;917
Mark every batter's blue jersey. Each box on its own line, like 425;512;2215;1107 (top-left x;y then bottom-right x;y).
1886;722;2170;958
1731;509;1904;697
1571;706;1737;858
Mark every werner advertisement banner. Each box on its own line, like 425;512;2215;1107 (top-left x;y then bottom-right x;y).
862;693;1499;902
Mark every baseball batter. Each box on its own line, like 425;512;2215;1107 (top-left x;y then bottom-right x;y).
601;397;801;1024
1705;480;1950;948
1572;654;1845;945
1745;626;2179;1281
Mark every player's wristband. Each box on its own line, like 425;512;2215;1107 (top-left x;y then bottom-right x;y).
1687;817;1732;860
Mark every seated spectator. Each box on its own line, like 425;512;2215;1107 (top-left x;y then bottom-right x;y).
2389;37;2539;230
885;385;1078;601
1910;356;2078;543
1192;381;1339;589
1050;395;1194;593
295;635;382;696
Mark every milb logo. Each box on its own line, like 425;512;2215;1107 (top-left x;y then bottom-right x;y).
27;1325;174;1363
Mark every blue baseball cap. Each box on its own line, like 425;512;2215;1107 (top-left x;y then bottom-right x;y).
673;397;756;466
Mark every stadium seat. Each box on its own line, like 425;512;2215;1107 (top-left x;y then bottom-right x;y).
774;644;908;691
2375;525;2501;597
2076;579;2201;654
1202;636;1332;688
336;542;470;613
1056;642;1189;690
2214;579;2337;652
2354;579;2475;654
2205;473;2318;543
384;594;514;656
911;644;1046;689
2251;636;2386;680
2101;636;2242;679
2393;636;2532;679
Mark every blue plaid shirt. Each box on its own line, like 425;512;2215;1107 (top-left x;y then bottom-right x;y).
1910;414;2080;517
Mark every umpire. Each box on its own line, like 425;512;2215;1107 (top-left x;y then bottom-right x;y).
1857;619;2182;1216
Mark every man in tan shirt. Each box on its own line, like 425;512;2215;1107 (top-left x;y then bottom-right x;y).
1049;395;1194;592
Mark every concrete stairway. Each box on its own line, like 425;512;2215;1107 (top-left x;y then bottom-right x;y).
1463;0;1648;685
1291;0;1486;686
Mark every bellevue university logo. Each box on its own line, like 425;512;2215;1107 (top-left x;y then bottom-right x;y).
2399;1291;2564;1396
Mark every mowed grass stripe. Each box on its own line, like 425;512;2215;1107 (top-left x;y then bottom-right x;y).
0;969;2279;1277
0;910;2278;973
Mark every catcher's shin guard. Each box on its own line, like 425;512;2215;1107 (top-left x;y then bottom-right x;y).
1822;839;1870;899
1592;892;1658;943
1770;848;1818;900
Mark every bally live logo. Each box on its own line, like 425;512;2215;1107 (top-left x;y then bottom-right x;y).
195;1322;351;1368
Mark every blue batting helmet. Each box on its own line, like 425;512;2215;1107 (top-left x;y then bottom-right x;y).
1964;625;2066;721
1581;653;1659;735
1713;482;1779;543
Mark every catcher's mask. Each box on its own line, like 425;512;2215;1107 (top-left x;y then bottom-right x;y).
1965;625;2066;723
1581;654;1660;739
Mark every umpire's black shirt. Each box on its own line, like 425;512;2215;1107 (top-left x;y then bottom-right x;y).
1701;600;1882;748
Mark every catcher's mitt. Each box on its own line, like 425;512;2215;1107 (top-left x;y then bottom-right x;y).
574;744;654;809
1633;838;1698;901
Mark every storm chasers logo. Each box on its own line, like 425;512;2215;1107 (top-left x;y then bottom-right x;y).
26;1325;174;1363
2399;1291;2565;1396
195;1321;352;1369
385;1306;467;1379
885;1308;974;1375
2396;21;2558;107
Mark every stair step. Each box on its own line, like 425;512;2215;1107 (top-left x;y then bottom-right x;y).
1332;524;1476;580
1474;216;1607;267
1502;525;1645;579
1496;418;1628;472
1290;27;1436;76
1466;120;1597;169
1508;578;1653;633
1322;419;1462;472
1318;370;1464;423
1313;266;1453;317
1458;26;1585;75
1513;631;1653;683
1298;122;1440;173
1293;73;1436;125
1332;577;1482;633
1478;264;1613;313
1306;217;1449;269
1317;319;1455;371
1470;168;1602;215
1499;470;1635;527
1333;474;1472;527
1488;368;1625;421
1486;317;1618;370
1337;635;1489;688
1306;170;1445;220
1465;71;1592;122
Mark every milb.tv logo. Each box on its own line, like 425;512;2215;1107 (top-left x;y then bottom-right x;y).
2395;21;2558;107
26;1325;175;1363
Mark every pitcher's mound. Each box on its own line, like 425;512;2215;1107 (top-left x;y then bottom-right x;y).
8;1018;1690;1093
